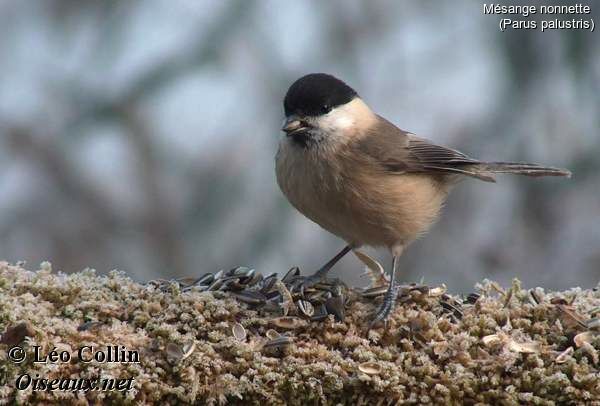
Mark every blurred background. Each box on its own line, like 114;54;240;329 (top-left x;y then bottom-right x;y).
0;0;598;293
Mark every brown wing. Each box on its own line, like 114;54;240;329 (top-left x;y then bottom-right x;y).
356;116;496;182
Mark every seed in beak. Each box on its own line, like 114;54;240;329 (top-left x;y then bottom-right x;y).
282;117;309;135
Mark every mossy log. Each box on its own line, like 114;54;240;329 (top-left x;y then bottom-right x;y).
1;262;600;405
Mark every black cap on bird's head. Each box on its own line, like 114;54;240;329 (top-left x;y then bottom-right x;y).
283;73;358;118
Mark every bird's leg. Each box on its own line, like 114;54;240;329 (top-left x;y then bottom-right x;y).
371;245;404;328
295;245;352;288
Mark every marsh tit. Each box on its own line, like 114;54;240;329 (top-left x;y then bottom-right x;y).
275;73;571;326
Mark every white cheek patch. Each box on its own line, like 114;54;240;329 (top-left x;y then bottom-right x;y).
318;108;354;132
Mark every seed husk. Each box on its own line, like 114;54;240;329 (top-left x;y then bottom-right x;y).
555;346;574;363
574;331;596;347
354;250;387;288
482;334;503;347
358;361;382;375
507;339;541;354
274;280;294;316
271;316;306;329
232;322;247;341
556;304;588;329
428;285;447;297
297;300;314;317
580;341;599;364
181;341;196;360
310;290;333;302
265;329;280;340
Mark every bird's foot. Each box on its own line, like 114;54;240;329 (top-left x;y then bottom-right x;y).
369;287;399;329
286;268;326;295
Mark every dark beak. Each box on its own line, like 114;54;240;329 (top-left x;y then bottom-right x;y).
282;116;309;136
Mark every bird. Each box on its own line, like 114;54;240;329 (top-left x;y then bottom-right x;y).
275;73;571;326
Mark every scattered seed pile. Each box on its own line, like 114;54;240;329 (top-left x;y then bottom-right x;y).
1;261;600;405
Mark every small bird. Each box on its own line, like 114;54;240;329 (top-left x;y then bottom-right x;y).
275;73;571;326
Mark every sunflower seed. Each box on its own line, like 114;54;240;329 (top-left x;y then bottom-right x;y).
263;335;293;349
574;331;596;347
260;273;278;293
507;339;540;354
311;304;329;321
222;278;245;291
241;270;261;286
482;334;503;347
358;361;382;375
207;279;224;291
271;316;306;329
226;266;252;277
274;280;294;316
229;290;267;305
428;285;447;297
361;286;389;298
325;296;345;322
282;267;301;284
265;329;280;340
354;250;387;288
555;304;588;329
440;301;463;319
182;341;196;360
465;293;481;304
232;322;247;341
555;346;574;363
309;290;333;302
297;300;314;317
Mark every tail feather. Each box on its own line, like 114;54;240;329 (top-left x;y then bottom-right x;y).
479;162;572;178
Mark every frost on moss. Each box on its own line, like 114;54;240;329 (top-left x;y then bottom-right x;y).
1;261;600;405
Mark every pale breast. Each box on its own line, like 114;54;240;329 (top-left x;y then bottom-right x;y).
275;137;449;249
276;139;350;240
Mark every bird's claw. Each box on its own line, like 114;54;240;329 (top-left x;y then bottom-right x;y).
289;272;325;296
369;288;398;329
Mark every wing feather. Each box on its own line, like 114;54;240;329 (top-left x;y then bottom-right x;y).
355;116;495;182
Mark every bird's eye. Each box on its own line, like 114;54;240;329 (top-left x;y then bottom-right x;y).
321;104;331;114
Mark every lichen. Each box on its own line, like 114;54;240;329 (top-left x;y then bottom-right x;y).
1;262;600;404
